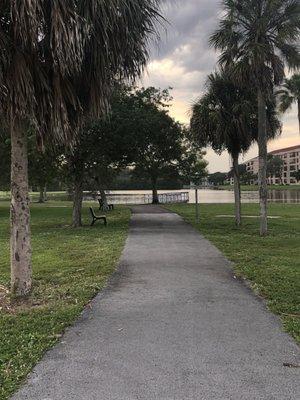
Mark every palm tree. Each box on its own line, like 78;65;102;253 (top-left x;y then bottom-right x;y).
0;1;161;296
277;74;300;134
210;0;300;235
190;71;280;226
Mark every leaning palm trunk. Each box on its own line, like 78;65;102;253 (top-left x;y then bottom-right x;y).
72;177;83;227
10;122;32;296
257;89;268;236
232;153;241;227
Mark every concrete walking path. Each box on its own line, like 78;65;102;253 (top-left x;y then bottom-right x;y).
13;205;299;399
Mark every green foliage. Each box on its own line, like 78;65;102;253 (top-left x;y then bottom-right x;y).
277;73;300;133
28;136;63;194
130;87;185;187
210;0;300;92
166;203;300;343
190;70;281;158
278;74;300;111
208;172;228;186
267;155;284;180
291;169;300;182
179;145;208;186
228;164;258;185
0;202;130;399
0;1;162;143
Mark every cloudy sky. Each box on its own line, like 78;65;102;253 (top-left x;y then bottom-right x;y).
141;0;299;173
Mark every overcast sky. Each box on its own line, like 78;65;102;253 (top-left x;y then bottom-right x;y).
141;0;299;173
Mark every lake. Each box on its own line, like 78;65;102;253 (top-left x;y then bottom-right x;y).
106;189;300;204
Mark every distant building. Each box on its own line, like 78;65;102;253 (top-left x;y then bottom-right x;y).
245;144;300;185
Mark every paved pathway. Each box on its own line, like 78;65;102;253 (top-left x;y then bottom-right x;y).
13;206;299;399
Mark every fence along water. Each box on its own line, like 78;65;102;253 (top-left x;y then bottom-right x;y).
105;192;189;205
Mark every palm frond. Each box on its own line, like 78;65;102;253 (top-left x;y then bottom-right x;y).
0;0;163;147
211;0;300;91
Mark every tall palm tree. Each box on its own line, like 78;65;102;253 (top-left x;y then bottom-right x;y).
0;1;161;296
190;71;280;226
210;0;300;235
277;74;300;134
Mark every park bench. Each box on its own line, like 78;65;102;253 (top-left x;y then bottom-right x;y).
89;207;107;227
98;199;114;211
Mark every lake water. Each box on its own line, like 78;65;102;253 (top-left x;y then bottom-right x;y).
106;189;300;204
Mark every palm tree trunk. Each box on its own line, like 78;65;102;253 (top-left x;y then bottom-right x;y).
99;188;108;210
151;177;159;204
257;89;268;236
10;122;32;296
232;153;241;227
297;97;300;133
72;177;83;227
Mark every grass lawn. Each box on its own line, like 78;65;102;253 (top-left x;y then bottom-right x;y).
0;201;130;400
166;203;300;344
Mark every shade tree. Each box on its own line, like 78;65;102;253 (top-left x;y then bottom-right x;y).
267;155;284;183
129;87;185;204
208;172;228;186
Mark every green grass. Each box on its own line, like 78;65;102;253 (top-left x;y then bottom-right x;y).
219;184;300;191
0;201;130;400
166;203;300;343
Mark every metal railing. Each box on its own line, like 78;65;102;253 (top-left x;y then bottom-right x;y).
103;192;189;205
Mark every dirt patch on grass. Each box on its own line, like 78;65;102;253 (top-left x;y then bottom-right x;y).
0;284;49;314
0;284;11;312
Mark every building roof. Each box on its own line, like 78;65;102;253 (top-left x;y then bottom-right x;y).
244;144;300;164
269;144;300;154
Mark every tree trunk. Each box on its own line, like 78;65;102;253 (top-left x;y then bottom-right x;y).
10;122;32;296
43;185;48;202
297;98;300;135
38;186;45;203
232;153;241;227
99;188;108;211
257;89;268;236
152;178;159;204
72;177;83;227
67;187;73;201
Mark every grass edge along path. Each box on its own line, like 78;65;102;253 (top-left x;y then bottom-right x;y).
0;202;131;400
166;203;300;345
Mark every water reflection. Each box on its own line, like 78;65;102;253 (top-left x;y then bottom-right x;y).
107;189;300;204
189;189;300;204
268;189;300;204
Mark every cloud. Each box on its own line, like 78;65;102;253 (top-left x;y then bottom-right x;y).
142;0;299;173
